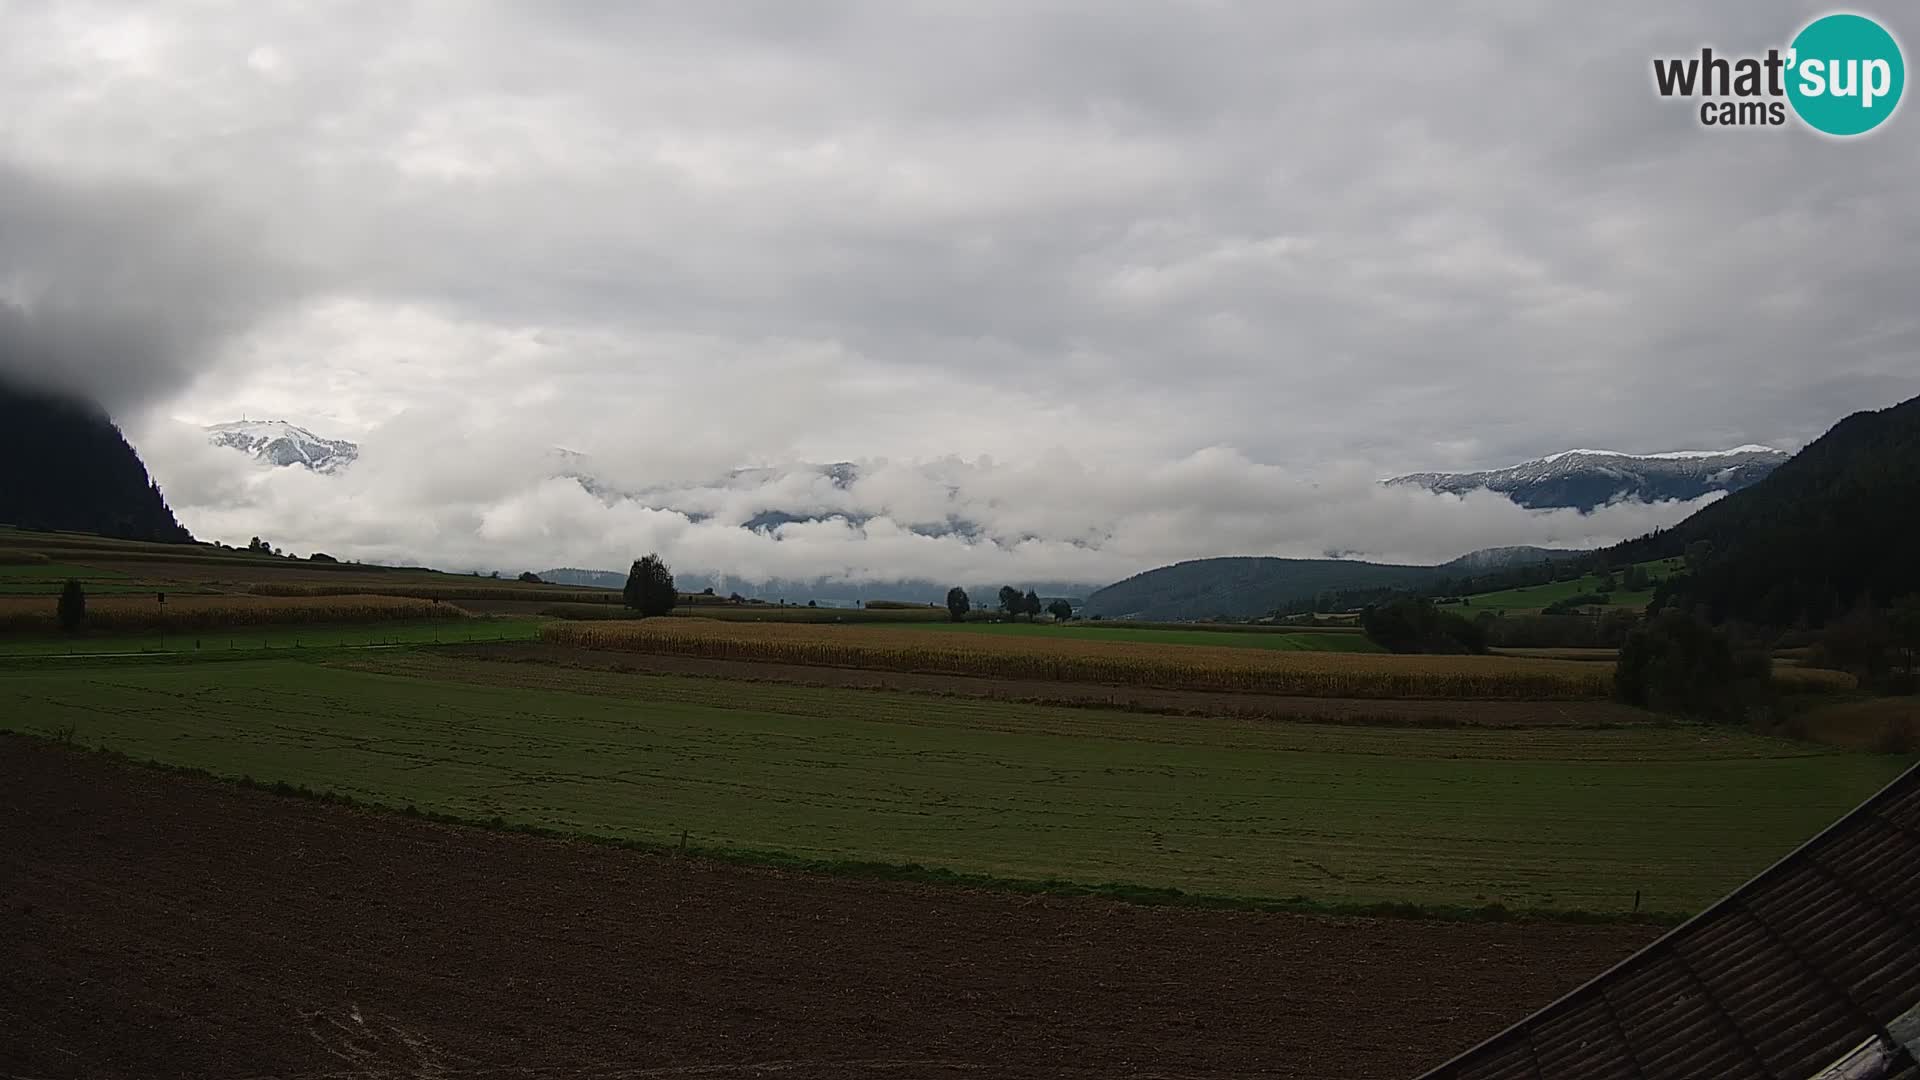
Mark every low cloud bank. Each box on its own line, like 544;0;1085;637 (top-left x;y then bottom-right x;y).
134;417;1717;589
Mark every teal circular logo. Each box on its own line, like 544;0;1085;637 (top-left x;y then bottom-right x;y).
1787;13;1905;136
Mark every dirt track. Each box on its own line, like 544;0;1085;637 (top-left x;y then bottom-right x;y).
452;643;1647;727
1;737;1655;1080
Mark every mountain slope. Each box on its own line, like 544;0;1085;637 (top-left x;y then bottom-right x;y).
0;377;192;542
1084;558;1444;621
1390;446;1787;510
206;420;359;473
1610;395;1920;625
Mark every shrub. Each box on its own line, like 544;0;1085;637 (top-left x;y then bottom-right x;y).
1542;593;1610;615
622;554;677;617
1360;598;1487;654
57;579;86;633
1614;612;1772;722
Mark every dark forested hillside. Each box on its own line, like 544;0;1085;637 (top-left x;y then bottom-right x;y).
1610;394;1920;626
0;376;191;542
1084;557;1443;621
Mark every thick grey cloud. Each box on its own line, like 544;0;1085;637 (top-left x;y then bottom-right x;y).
0;164;297;409
6;2;1917;578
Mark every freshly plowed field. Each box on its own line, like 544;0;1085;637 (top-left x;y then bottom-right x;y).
0;737;1655;1080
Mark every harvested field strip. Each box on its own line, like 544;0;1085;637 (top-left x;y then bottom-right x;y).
891;621;1386;652
1;656;1903;914
543;618;1613;699
449;643;1654;727
0;738;1658;1080
0;593;468;634
353;653;1737;758
249;581;622;603
672;605;953;623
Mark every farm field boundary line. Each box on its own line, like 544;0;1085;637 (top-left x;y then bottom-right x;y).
442;643;1657;729
0;730;1687;926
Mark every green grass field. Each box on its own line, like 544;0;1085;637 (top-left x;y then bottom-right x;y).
0;618;543;656
1;650;1903;916
0;562;129;578
896;621;1385;652
0;562;161;595
1461;558;1683;615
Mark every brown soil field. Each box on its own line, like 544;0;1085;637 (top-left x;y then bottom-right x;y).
1791;696;1920;751
453;642;1653;727
0;737;1655;1080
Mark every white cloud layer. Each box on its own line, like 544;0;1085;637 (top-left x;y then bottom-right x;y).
5;2;1917;581
134;412;1719;584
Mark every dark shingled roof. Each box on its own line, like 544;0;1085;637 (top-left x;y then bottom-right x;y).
1416;762;1920;1080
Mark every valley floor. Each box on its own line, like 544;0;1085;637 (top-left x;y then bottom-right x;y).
0;737;1654;1080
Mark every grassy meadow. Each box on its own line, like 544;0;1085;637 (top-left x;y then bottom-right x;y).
1460;557;1683;615
0;618;543;657
3;651;1905;916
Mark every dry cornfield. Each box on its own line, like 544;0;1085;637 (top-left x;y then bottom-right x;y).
247;582;622;604
542;618;1617;699
0;593;468;634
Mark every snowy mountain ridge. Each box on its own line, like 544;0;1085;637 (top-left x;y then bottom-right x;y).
205;420;359;474
1389;445;1788;511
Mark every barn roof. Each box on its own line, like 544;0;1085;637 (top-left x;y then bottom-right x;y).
1416;761;1920;1080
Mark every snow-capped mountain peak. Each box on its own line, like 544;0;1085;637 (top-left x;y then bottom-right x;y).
206;420;359;474
1535;444;1778;464
1389;445;1788;511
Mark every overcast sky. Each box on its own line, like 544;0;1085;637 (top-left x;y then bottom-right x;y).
3;2;1916;582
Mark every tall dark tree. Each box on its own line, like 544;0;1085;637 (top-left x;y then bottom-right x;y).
998;585;1021;619
1613;611;1765;723
623;553;678;617
1023;589;1042;622
1046;598;1073;621
1683;540;1713;575
1889;594;1920;691
1360;597;1487;654
57;578;86;634
945;586;971;623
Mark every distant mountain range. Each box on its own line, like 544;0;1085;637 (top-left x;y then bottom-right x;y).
538;567;1090;609
1389;446;1787;510
199;420;1800;614
206;420;359;474
217;420;1790;519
